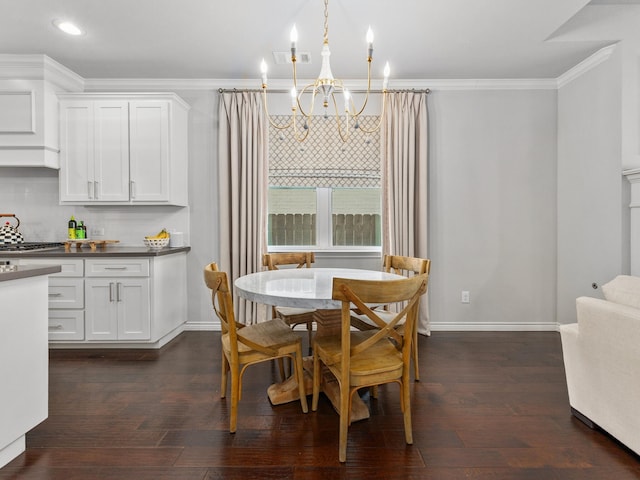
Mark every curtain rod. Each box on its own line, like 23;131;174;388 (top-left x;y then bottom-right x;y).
217;87;430;94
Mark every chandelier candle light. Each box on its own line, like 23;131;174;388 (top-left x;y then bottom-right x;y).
260;0;390;142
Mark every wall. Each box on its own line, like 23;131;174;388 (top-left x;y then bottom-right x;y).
0;84;561;331
557;46;627;325
428;88;558;330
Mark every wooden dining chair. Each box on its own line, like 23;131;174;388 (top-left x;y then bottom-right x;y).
204;262;308;433
262;252;316;349
312;273;429;462
351;254;431;380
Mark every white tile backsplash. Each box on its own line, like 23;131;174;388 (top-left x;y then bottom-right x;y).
0;167;189;245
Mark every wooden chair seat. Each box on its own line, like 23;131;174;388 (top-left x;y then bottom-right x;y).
314;331;403;385
350;310;396;331
275;306;315;318
221;318;303;357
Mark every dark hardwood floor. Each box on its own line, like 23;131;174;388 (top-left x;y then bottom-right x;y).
1;331;639;479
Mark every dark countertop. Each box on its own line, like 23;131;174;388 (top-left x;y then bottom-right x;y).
0;264;62;283
0;246;191;258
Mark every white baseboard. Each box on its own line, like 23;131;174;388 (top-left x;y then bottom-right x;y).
184;321;560;333
430;322;560;332
184;321;220;331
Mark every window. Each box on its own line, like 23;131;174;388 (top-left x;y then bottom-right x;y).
267;187;381;248
268;115;381;250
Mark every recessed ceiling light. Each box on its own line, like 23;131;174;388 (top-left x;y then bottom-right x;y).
53;20;84;36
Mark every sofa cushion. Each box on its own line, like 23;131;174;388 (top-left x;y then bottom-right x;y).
601;275;640;309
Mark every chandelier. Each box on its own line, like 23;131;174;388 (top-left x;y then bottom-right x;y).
260;0;389;142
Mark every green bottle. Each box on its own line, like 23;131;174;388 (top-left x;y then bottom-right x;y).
68;216;77;239
76;221;86;239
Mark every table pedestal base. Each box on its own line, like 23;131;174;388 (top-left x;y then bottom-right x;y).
267;359;370;422
267;308;370;422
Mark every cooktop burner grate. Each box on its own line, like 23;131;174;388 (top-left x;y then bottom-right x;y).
0;242;65;252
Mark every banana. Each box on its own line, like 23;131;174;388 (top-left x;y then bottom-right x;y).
145;228;170;240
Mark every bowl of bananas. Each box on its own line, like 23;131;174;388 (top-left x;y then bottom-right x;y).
144;228;170;249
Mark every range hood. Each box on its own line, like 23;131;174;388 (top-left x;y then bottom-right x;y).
0;55;83;168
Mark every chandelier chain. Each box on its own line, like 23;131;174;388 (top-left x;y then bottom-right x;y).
323;0;329;44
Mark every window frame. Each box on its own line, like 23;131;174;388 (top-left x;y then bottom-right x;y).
267;186;382;254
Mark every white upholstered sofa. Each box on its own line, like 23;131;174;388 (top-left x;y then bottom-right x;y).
560;275;640;455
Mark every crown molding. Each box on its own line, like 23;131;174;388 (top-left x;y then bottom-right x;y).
84;77;248;91
84;76;558;92
0;54;84;91
556;43;618;89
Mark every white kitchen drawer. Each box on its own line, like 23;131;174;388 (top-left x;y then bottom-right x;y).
85;258;150;277
48;310;84;341
48;277;84;309
20;258;84;277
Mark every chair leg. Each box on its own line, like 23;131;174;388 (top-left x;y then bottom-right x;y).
277;358;287;381
312;349;321;411
221;353;229;398
402;378;413;444
338;387;350;462
294;349;309;413
229;364;240;433
370;385;379;398
412;327;420;381
306;321;313;355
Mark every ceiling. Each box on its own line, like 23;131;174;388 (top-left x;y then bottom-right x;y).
1;0;639;81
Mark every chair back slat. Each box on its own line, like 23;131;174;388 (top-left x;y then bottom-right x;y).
383;254;431;276
263;252;315;270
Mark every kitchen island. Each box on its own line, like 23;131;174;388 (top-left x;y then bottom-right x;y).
0;246;190;349
0;264;61;468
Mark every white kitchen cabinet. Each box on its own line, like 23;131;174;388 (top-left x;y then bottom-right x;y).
58;100;130;202
85;258;150;341
58;93;189;206
85;278;150;341
20;258;85;341
7;252;187;348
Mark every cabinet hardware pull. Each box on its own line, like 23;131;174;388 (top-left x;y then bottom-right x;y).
130;180;136;199
48;293;63;297
109;282;115;302
94;181;99;199
49;324;63;330
117;282;122;302
104;266;127;270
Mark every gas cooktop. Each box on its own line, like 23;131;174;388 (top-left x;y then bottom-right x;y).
0;242;65;252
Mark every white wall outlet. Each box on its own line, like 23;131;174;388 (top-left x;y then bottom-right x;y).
461;290;470;303
91;227;105;237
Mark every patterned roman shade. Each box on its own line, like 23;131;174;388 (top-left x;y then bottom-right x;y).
268;115;381;188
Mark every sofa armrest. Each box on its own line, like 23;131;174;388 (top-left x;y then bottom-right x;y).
576;296;640;362
560;296;640;455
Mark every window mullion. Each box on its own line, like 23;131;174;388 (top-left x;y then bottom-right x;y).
316;187;332;249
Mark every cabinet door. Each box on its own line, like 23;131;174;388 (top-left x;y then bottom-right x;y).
129;101;170;202
85;279;118;340
94;101;130;202
59;101;94;202
116;278;150;340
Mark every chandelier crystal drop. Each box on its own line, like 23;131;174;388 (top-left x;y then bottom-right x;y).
260;0;390;142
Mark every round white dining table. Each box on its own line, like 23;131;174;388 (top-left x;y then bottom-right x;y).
234;267;403;311
234;267;405;421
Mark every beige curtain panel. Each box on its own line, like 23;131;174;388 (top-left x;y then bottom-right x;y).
382;91;430;334
218;91;268;324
